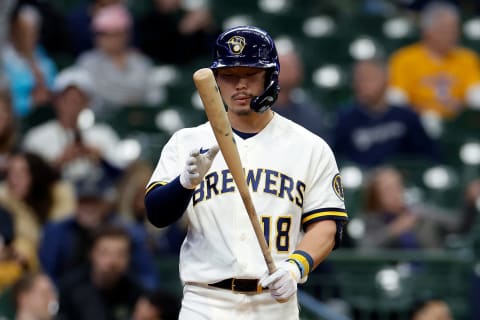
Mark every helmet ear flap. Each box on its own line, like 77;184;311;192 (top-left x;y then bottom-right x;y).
250;69;280;113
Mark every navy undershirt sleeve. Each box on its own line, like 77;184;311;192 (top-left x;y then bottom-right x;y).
145;176;194;228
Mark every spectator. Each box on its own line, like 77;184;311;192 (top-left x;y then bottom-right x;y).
410;298;453;320
39;172;159;290
132;289;180;320
0;151;75;223
397;0;459;11
12;272;58;320
331;59;441;168
2;4;57;118
0;0;15;92
387;1;480;119
66;0;123;56
22;67;126;183
0;0;16;55
0;152;76;271
0;89;19;180
272;46;327;138
15;0;71;60
75;4;158;112
136;0;218;65
58;226;144;320
357;167;480;249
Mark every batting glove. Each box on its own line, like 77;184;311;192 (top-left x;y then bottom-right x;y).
259;260;301;301
180;145;219;189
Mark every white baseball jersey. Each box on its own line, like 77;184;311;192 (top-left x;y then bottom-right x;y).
148;113;347;284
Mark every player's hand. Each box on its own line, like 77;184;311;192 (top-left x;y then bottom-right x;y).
259;261;301;301
180;145;219;189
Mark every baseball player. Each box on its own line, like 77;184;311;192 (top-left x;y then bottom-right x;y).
145;26;348;319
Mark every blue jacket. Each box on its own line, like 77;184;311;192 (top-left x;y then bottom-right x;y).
331;103;441;167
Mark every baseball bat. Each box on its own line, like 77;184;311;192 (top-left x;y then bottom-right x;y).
193;68;277;275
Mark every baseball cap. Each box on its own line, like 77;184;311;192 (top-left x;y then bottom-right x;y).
92;4;132;33
53;67;94;98
74;166;119;202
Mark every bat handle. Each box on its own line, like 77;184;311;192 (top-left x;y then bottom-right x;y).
267;259;277;274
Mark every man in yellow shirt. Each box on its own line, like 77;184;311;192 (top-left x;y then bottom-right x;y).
388;1;480;119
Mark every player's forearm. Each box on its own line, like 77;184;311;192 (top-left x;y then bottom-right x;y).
294;220;337;270
144;176;193;228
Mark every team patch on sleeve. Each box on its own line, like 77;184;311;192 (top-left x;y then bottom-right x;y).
301;208;348;230
332;173;344;201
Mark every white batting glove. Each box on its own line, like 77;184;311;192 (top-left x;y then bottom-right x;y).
259;261;301;301
180;145;219;189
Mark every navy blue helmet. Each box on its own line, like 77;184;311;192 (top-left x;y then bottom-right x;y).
210;26;280;113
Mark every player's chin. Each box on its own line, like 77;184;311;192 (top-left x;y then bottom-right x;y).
230;101;253;115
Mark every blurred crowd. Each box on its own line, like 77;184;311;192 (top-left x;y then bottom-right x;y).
0;0;479;319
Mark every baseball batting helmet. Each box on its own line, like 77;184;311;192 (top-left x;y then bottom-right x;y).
210;26;280;113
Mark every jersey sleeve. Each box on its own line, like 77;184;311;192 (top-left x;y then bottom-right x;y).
301;140;348;230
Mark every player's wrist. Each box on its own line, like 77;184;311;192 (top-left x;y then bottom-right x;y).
286;250;314;281
179;172;196;189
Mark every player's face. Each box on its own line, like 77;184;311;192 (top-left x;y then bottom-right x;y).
216;67;266;116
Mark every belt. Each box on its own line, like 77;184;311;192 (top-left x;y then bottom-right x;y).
208;278;265;293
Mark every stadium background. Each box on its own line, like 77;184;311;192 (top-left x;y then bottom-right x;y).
1;0;480;319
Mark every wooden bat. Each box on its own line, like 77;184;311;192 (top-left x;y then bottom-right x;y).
193;68;277;275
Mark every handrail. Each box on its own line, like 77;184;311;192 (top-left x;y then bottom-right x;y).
326;248;475;263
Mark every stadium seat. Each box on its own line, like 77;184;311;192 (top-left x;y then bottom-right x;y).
310;249;474;320
20;105;56;135
155;255;182;297
102;105;165;138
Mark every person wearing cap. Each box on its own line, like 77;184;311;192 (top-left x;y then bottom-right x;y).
75;4;157;112
21;66;126;183
66;0;124;56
